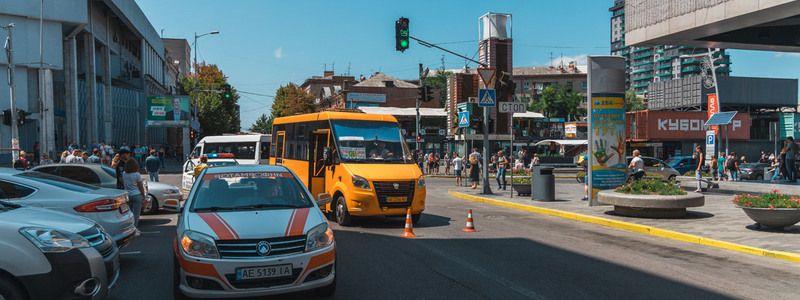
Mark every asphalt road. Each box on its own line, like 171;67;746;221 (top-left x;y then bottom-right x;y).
108;175;800;300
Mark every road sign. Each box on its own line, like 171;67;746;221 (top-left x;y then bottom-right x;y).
478;89;496;107
705;130;715;160
458;111;470;128
477;68;496;88
499;102;526;113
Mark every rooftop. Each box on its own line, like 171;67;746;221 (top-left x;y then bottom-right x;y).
353;73;419;88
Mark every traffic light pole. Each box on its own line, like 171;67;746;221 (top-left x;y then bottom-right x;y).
3;24;20;159
416;63;422;153
482;105;492;195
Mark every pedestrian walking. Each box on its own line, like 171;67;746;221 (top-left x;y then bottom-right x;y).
785;137;797;182
727;152;739;181
65;150;84;164
770;157;781;182
452;153;463;186
112;152;127;190
581;154;589;201
694;146;704;193
121;151;145;230
81;152;90;163
717;152;726;181
469;152;480;189
87;149;101;164
13;151;29;170
629;150;645;181
710;154;718;181
444;153;451;176
145;150;161;182
495;150;508;190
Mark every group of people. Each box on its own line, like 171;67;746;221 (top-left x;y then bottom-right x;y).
415;147;543;191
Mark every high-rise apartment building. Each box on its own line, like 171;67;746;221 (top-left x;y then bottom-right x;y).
609;0;731;95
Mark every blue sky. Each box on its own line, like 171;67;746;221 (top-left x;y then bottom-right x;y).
136;0;800;129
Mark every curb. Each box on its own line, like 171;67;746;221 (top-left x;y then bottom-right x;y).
448;190;800;264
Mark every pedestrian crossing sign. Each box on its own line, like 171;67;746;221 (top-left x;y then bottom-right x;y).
458;111;470;128
478;89;496;107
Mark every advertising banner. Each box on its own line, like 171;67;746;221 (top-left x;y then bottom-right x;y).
587;56;626;206
147;96;190;127
707;93;719;134
626;111;750;140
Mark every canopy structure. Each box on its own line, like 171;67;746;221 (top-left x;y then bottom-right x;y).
357;106;446;117
512;111;546;119
534;139;588;146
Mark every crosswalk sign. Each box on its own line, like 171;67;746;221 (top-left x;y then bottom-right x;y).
478;89;496;107
458;111;470;128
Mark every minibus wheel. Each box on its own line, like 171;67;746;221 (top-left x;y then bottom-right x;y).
334;195;353;226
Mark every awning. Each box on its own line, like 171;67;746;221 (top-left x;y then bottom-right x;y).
513;111;546;119
534;139;588;146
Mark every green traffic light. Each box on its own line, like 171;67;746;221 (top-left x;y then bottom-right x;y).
400;39;408;48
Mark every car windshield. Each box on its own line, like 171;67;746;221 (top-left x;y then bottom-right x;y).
15;171;100;192
331;120;412;163
191;171;312;212
204;142;256;160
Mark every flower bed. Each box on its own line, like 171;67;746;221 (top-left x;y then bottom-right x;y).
615;179;686;196
733;190;800;209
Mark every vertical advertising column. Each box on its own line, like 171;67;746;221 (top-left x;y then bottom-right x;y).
587;56;626;206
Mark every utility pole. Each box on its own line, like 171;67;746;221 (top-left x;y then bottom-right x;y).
416;63;422;152
4;23;20;160
192;31;219;146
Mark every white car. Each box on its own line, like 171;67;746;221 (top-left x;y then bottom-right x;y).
0;169;136;247
30;164;181;214
174;165;335;299
181;154;239;192
0;200;120;299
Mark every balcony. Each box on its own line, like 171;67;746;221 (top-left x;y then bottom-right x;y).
681;66;701;73
657;64;672;70
633;53;653;60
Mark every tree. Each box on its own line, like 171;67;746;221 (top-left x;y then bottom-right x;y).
422;71;451;107
250;113;272;134
180;63;240;137
530;84;585;121
270;84;317;120
625;89;646;111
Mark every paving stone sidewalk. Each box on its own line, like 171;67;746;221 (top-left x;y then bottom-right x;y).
450;179;800;253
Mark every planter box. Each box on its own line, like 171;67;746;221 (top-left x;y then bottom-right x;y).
597;190;704;218
739;207;800;229
512;183;531;196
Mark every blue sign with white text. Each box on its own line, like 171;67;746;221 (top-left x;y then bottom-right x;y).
458;111;470;128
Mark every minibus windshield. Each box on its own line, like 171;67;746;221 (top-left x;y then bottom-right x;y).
331;120;412;163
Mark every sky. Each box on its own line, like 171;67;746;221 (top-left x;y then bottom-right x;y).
136;0;800;129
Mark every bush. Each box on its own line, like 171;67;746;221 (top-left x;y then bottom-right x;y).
733;189;800;209
615;179;686;196
684;170;712;177
511;169;530;184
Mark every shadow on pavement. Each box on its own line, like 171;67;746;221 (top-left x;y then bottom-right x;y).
347;212;451;229
261;230;735;300
745;224;800;234
603;210;715;220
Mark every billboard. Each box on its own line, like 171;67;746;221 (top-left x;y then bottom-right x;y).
587;56;626;206
147;96;190;127
626;111;750;140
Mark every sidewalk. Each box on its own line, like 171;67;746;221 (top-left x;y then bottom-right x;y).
677;176;800;195
448;180;800;255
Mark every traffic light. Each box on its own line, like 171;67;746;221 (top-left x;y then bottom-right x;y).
417;86;434;102
17;110;30;126
2;110;10;126
190;129;197;140
221;84;232;100
395;17;410;52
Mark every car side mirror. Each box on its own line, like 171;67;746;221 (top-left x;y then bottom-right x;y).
323;147;334;166
316;193;333;207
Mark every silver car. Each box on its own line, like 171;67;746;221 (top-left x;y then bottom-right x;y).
31;164;182;214
0;168;136;247
626;156;681;181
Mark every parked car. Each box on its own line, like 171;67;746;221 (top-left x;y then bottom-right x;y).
739;163;770;180
626;156;681;181
181;154;239;192
174;165;335;298
30;164;181;214
0;168;136;247
0;199;119;299
665;156;696;175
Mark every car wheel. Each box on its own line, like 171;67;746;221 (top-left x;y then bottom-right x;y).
334;196;353;226
143;194;159;215
0;275;27;300
173;258;190;300
668;175;677;182
314;273;336;297
411;214;422;224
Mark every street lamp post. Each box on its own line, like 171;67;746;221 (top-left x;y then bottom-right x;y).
680;49;727;154
192;31;219;145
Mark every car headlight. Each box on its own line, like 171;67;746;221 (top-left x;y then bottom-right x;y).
305;223;334;252
180;230;219;259
19;227;90;253
418;175;426;188
352;175;370;190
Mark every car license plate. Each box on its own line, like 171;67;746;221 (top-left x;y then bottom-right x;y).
236;264;292;280
386;196;407;203
119;203;130;214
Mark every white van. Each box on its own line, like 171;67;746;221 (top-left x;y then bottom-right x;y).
182;134;271;191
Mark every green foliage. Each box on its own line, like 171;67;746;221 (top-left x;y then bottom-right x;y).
511;169;531;184
180;64;240;137
250;113;272;134
270;84;317;120
625;89;646;111
422;71;451;107
734;190;800;209
615;179;687;196
529;84;584;121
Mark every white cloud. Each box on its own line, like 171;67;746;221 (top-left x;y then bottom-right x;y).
273;47;283;59
549;54;588;67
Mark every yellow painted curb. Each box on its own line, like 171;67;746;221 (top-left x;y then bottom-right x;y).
448;190;800;264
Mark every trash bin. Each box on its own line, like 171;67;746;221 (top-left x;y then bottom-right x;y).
532;166;555;202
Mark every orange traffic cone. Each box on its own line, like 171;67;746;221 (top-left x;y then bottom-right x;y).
401;208;416;238
463;209;477;232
